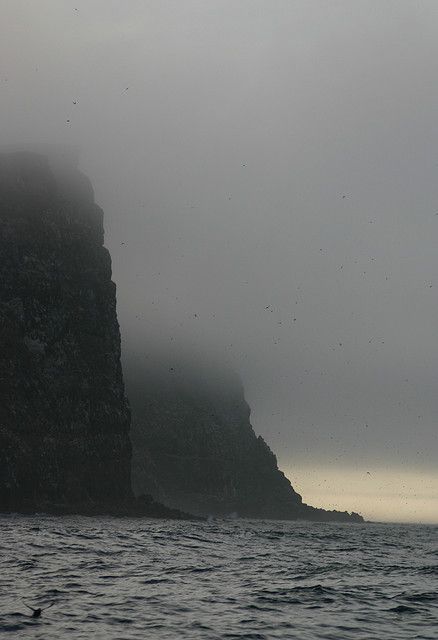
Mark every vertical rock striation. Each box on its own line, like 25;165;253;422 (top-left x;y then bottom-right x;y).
0;151;132;511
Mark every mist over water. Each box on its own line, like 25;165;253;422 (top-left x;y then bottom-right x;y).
2;7;438;640
1;516;437;640
2;2;438;520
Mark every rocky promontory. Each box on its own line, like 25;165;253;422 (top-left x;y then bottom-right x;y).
128;357;363;523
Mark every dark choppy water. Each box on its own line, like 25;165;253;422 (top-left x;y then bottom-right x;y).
0;516;436;639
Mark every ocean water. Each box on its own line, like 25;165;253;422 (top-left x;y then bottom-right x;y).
0;516;436;639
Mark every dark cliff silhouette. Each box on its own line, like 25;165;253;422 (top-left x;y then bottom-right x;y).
0;150;192;519
128;356;363;522
0;150;362;523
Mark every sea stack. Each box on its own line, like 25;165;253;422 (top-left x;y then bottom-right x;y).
0;149;132;512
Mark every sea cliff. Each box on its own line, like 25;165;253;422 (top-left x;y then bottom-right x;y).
128;359;363;522
0;151;190;519
0;151;362;523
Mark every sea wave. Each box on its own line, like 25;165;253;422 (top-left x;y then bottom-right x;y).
0;516;436;639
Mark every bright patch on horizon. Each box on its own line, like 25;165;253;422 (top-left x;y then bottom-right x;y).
283;465;438;524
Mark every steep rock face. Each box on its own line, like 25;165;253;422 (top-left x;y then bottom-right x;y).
128;360;363;522
0;151;132;510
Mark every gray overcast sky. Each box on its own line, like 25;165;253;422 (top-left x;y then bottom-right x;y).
2;1;437;521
